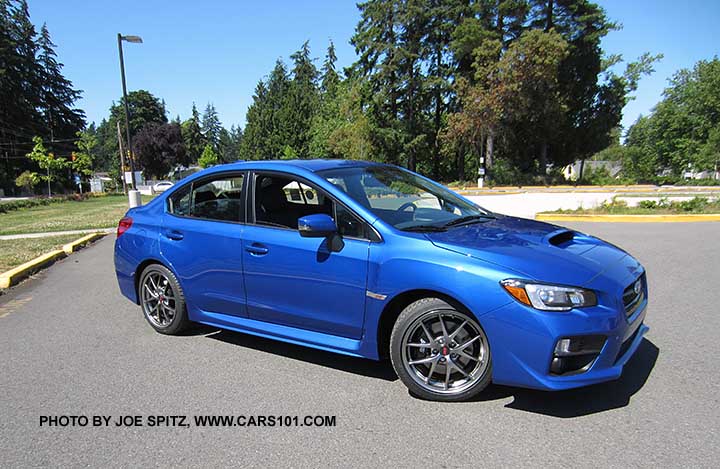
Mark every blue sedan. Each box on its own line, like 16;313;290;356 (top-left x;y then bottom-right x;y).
114;160;648;401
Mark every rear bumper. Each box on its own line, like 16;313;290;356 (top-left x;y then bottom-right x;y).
482;297;649;391
114;237;139;304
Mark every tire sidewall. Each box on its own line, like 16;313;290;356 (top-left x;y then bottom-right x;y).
139;264;188;335
390;298;492;402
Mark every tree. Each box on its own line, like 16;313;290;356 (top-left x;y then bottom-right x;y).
201;102;222;151
26;136;67;196
110;90;167;138
71;129;96;178
624;58;720;176
198;143;219;168
218;124;242;162
36;23;85;146
132;122;187;179
15;170;39;193
94;90;168;181
181;103;206;163
286;41;319;158
320;40;340;97
240;60;292;159
0;1;83;193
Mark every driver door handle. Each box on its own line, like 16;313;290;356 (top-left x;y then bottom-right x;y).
245;243;269;256
164;230;184;241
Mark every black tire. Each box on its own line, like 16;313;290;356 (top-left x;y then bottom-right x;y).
138;264;189;335
389;298;492;402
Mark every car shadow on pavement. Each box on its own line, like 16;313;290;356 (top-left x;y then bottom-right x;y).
481;338;659;418
206;329;399;381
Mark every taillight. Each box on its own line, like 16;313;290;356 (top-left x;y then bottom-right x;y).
117;216;133;237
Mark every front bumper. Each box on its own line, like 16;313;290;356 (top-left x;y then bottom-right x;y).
481;294;648;391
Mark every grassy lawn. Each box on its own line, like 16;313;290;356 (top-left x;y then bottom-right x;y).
0;234;82;272
0;194;152;235
544;196;720;215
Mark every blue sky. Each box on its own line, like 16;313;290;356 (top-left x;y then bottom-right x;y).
27;0;720;135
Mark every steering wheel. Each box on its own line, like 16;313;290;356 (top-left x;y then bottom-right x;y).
396;201;417;213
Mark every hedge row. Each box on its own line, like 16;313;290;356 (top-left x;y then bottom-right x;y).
0;193;109;214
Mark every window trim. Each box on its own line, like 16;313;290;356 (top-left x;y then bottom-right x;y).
166;170;249;225
249;170;381;242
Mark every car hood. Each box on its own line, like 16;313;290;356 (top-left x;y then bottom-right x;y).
426;215;630;286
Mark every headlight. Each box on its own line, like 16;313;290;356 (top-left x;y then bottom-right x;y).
500;279;597;311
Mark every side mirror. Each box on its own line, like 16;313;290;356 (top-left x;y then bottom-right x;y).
298;214;337;238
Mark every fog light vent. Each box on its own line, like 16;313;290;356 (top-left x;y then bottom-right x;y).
550;335;606;375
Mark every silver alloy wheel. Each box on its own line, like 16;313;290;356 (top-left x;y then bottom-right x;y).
400;309;489;395
141;272;176;328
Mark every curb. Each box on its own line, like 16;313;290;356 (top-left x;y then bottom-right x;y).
62;232;106;254
0;232;107;289
535;213;720;223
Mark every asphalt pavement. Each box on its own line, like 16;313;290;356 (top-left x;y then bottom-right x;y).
1;222;719;467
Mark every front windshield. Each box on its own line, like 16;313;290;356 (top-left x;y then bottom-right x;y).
319;165;492;230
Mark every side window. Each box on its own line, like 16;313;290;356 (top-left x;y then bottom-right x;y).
169;185;191;216
335;204;366;239
168;173;245;223
255;174;333;229
254;173;370;239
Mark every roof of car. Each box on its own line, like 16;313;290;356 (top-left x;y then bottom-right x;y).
217;159;384;173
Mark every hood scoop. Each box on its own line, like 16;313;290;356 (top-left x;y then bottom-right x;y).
547;230;575;247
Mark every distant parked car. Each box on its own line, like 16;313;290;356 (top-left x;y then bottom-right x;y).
153;181;174;193
115;160;648;401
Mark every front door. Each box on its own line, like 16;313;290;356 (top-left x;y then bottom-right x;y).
242;172;370;339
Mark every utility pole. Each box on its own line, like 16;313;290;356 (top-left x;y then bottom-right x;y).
117;33;143;207
116;121;128;195
117;33;136;190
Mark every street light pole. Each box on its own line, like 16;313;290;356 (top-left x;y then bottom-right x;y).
117;33;142;192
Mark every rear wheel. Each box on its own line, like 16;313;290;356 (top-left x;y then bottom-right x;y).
390;298;492;401
139;264;189;335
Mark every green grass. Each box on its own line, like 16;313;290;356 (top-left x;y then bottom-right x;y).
544;196;720;215
0;234;81;272
0;194;153;235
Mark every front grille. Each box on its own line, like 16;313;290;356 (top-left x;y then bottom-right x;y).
622;273;645;318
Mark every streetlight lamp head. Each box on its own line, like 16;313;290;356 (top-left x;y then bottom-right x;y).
122;35;143;43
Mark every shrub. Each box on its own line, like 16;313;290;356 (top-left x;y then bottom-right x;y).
0;193;106;214
638;200;657;209
676;197;709;212
599;196;628;213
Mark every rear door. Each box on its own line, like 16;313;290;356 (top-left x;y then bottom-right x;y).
159;172;248;317
241;171;371;339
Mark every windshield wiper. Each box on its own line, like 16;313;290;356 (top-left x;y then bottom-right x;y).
400;224;447;232
443;214;496;228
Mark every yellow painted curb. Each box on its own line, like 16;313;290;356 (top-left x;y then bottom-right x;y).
0;250;67;289
536;213;720;223
62;232;106;254
0;232;107;289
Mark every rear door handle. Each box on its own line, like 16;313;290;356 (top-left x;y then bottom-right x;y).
245;243;269;255
164;230;184;241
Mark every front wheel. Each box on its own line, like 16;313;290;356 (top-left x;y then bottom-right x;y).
139;264;189;335
390;298;492;401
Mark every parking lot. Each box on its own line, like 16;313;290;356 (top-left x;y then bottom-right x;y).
1;222;718;467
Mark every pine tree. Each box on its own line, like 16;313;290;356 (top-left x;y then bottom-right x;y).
352;0;404;166
37;23;85;150
201;102;222;151
240;60;293;160
287;41;319;158
320;40;340;97
181;103;205;164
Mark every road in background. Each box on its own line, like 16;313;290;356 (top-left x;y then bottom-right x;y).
1;223;719;467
